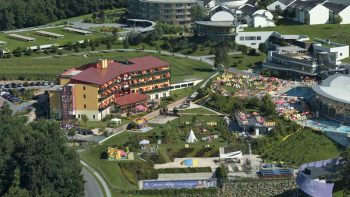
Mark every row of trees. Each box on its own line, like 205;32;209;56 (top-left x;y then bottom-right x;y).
0;105;84;196
0;0;126;30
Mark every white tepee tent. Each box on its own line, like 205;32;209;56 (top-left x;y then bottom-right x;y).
186;129;197;143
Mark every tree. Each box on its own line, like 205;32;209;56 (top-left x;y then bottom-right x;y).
123;38;129;49
13;47;22;57
260;94;276;116
340;149;350;195
66;42;73;50
190;4;206;21
81;114;89;126
0;115;84;196
242;158;252;176
106;40;112;50
258;43;267;53
335;15;343;28
74;42;80;52
24;48;32;56
237;45;248;55
50;45;58;53
214;45;229;68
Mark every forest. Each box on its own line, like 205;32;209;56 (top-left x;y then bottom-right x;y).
0;105;84;196
0;0;125;30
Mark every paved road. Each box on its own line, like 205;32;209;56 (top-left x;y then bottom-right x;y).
82;168;104;197
0;96;37;114
81;160;112;197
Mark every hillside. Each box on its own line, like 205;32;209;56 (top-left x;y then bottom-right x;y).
0;0;124;30
260;129;341;166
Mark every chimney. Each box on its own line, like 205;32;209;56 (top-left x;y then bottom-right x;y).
99;59;108;69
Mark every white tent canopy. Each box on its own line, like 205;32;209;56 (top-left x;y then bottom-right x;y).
186;129;198;143
110;118;121;125
139;139;150;145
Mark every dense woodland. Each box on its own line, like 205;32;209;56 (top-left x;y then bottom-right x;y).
0;0;125;30
0;105;84;196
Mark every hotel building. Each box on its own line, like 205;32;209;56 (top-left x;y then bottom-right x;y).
128;0;203;26
48;56;171;121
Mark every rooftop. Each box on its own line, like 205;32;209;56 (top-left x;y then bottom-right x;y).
323;2;348;14
195;21;235;27
114;93;149;106
312;74;350;105
238;4;259;16
70;56;170;85
140;0;199;3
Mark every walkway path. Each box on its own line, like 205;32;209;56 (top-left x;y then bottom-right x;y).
81;160;111;197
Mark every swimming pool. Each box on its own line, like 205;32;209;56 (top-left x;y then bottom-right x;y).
284;87;314;98
301;119;350;133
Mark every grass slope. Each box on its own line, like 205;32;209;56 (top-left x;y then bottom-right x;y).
245;24;350;43
262;130;341;166
0;27;106;50
0;51;214;83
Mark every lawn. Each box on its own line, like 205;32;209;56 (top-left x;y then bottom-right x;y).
0;51;214;83
80;113;234;195
245;24;350;44
259;129;341;167
178;107;217;115
227;53;266;70
0;27;107;50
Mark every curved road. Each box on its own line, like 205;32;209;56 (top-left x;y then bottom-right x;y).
81;160;112;197
82;168;103;197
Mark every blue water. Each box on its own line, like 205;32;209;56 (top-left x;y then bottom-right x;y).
284;87;314;98
304;118;350;133
337;126;350;133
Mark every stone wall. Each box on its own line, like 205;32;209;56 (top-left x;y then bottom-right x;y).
219;179;297;197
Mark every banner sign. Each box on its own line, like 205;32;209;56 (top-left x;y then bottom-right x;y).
143;179;217;190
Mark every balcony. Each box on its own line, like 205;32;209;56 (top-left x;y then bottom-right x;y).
131;77;170;88
131;70;170;79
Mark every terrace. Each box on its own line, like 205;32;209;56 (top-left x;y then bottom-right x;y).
8;33;36;42
36;30;64;39
63;27;92;35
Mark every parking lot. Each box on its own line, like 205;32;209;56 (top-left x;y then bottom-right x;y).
0;81;55;90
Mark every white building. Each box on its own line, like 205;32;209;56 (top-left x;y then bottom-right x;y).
235;27;309;49
234;5;275;27
288;1;329;25
323;2;350;24
312;38;349;63
235;30;274;49
252;9;276;27
267;0;296;11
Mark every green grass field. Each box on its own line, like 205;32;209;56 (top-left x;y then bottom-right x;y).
0;27;107;50
245;24;350;43
228;53;266;70
0;51;214;83
178;107;217;115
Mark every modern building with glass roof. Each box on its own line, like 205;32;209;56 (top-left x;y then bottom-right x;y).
312;74;350;124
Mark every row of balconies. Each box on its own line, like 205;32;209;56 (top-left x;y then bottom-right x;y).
131;77;169;88
131;70;170;79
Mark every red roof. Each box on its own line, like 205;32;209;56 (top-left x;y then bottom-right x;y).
70;56;170;85
114;93;149;106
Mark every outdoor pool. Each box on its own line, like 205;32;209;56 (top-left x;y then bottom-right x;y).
301;118;350;133
284;87;314;98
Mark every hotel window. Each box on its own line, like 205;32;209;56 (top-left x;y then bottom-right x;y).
93;115;95;119
257;36;261;40
84;104;86;109
83;86;86;90
239;36;244;41
78;114;80;118
83;94;86;99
